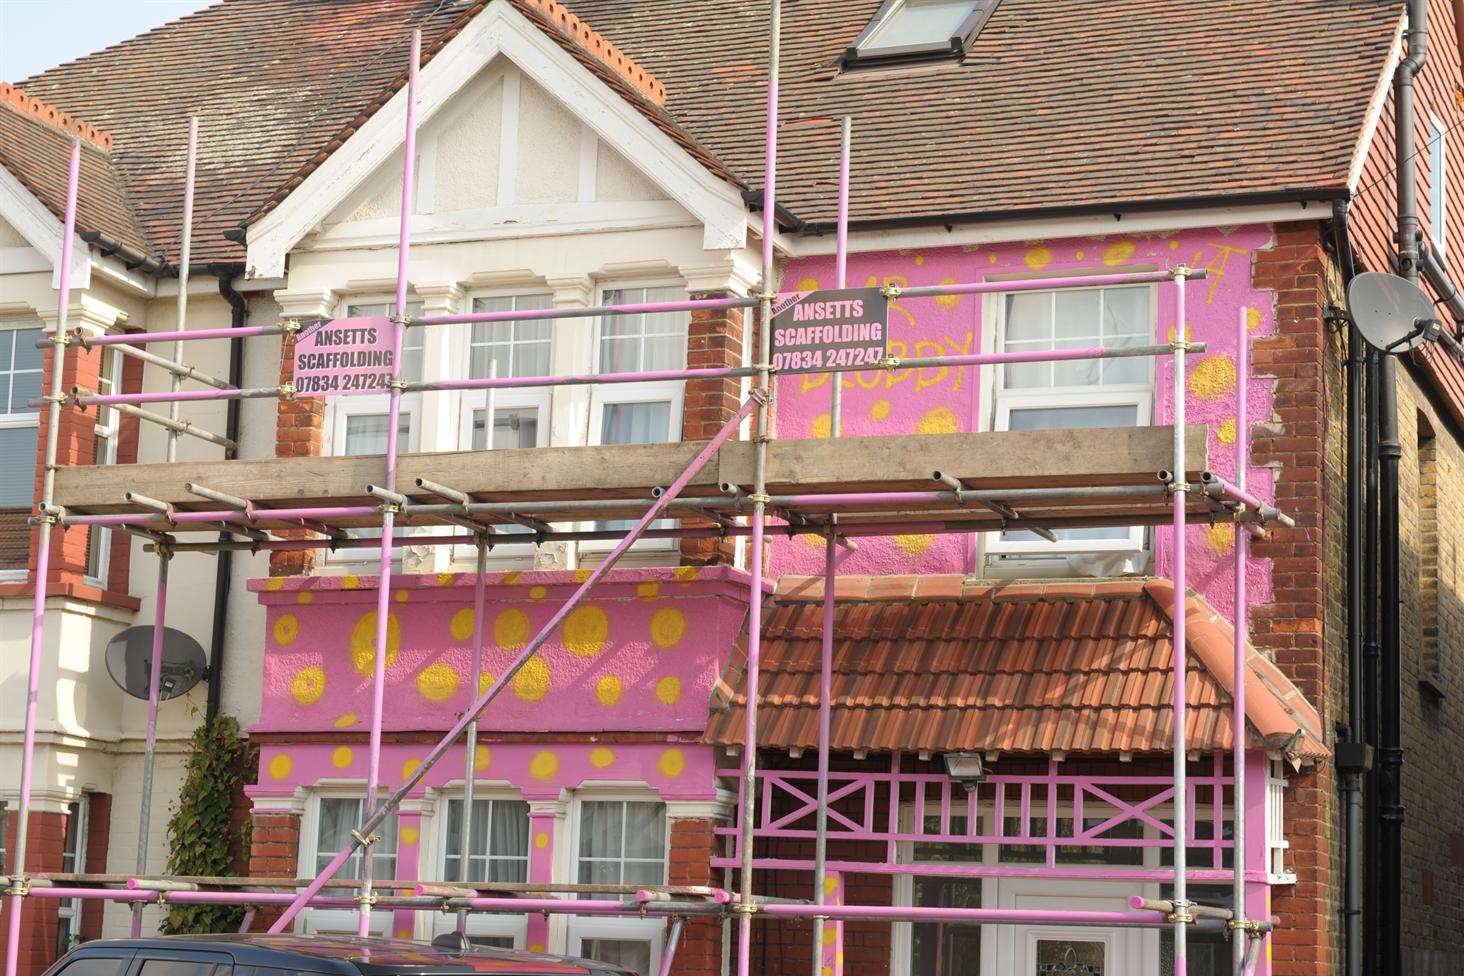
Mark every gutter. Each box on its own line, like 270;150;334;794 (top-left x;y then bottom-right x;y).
77;230;164;274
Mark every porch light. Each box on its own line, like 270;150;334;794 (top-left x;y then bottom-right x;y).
943;751;986;791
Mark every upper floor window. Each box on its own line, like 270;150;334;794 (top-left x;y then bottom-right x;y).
845;0;997;68
0;322;43;579
989;285;1153;559
465;293;553;451
1431;114;1448;256
85;348;123;587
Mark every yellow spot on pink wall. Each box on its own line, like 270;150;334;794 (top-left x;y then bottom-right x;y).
265;577;284;591
341;575;360;589
479;671;495;696
596;674;623;706
494;608;530;650
402;758;421;780
1169;239;1181;251
1167;324;1193;344
913;253;925;266
934;278;961;310
535;831;550;849
650;608;686;648
896;534;934;556
658;747;686;778
530;585;547;600
675;565;699;583
870;399;891;421
475;744;492;771
501;570;523;585
394;589;409;603
268;754;292;780
332;746;353;769
1075;250;1085;260
573;568;593;583
400;825;420;846
333;712;358;728
590;747;615;768
529;943;546;953
349;610;401;676
449;608;476;642
823;875;839;896
1024;246;1052;270
416;663;460;702
637;581;661;601
988;253;998;265
290;666;325;706
396;926;412;939
437;572;456;586
529;751;559;781
1246;307;1263;331
1189;356;1237;400
1103;240;1136;267
811;413;831;438
1206;522;1234;554
297;591;314;605
273;614;299;647
797;276;821;292
823;928;837;946
564;606;608;657
799;532;826;550
656;675;682;705
513;656;551;701
1218;418;1237;445
916;406;958;435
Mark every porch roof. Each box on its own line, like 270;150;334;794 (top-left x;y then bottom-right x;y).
704;576;1326;762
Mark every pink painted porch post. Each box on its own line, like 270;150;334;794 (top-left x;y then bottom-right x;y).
525;804;558;953
393;804;425;939
820;871;844;976
1244;751;1271;976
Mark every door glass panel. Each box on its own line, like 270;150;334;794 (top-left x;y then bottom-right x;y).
1035;939;1105;975
580;939;652;976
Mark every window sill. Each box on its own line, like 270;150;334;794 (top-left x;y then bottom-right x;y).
0;577;141;611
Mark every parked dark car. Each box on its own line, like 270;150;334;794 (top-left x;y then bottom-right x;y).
39;934;639;976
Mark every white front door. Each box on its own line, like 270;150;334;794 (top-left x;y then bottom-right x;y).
985;878;1158;976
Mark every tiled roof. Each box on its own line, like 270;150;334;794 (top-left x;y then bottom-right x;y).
0;88;153;261
568;0;1404;229
704;576;1327;761
18;0;736;267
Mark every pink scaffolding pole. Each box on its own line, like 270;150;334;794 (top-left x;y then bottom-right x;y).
1171;268;1192;974
3;138;79;976
455;538;489;933
268;394;759;934
166;116;199;463
1232;305;1251;975
356;27;422;938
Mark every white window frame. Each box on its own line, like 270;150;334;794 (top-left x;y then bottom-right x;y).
983;284;1155;559
298;790;401;936
891;803;992;976
565;791;669;974
56;796;89;955
326;298;424;460
0;321;43;583
1432;113;1448;256
432;790;532;948
456;290;555;452
84;347;123;588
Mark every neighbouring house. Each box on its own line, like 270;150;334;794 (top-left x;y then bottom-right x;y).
1;3;1461;976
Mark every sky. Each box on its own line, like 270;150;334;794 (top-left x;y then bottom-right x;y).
1;0;216;82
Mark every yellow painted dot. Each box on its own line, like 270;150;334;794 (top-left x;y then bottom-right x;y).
494;608;531;650
934;278;961;309
650;608;686;648
529;585;548;601
1075;250;1085;260
564;606;609;657
658;747;686;779
402;758;421;780
656;675;682;706
1169;239;1181;251
529;750;559;781
449;608;475;642
437;572;456;586
896;534;934;556
1024;245;1052;270
333;712;358;728
268;754;292;780
394;589;409;604
1103;240;1136;267
675;565;699;583
513;655;551;701
401;825;420;846
1246;306;1263;331
349;610;401;676
1206;521;1235;554
869;398;891;421
590;747;615;768
1167;324;1193;344
797;276;821;292
1218;418;1238;445
535;831;550;849
811;413;831;439
501;570;522;586
416;662;461;702
296;591;314;605
800;532;827;550
637;581;661;601
913;253;925;266
824;875;839;896
823;927;837;946
341;575;360;590
273;613;299;647
331;746;353;769
265;577;285;591
474;744;492;772
823;966;833;976
988;253;998;265
478;671;495;696
596;674;623;706
529;943;546;954
290;666;325;706
396;926;412;939
573;568;593;583
1189;356;1238;400
916;406;959;435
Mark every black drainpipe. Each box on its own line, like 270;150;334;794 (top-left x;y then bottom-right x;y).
203;265;247;721
1332;200;1370;976
1383;3;1427;974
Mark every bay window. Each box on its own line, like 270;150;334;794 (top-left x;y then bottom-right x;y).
302;795;399;935
85;347;122;587
0;322;42;580
568;797;668;976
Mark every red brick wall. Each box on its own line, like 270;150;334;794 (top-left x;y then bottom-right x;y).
667;818;721;976
245;811;301;932
271;331;325;576
0;809;67;976
681;291;746;566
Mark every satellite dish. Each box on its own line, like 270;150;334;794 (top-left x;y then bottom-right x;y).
105;625;208;702
1347;271;1439;352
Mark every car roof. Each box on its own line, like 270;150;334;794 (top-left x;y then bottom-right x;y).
68;934;632;975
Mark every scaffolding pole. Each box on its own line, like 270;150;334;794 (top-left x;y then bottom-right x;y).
1171;268;1192;975
166;116;198;463
1232;306;1252;974
131;552;172;936
456;537;489;934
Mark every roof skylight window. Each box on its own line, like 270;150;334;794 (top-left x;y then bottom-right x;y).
844;0;999;68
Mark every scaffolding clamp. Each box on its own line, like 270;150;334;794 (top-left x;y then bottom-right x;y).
279;382;296;401
877;355;902;370
280;318;302;335
1165;900;1195;924
351;827;381;847
747;492;772;505
881;283;903;299
354;890;379;908
388;378;409;394
1228;917;1264;936
3;876;30;898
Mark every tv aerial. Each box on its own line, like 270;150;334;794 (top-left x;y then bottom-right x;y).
105;625;208;701
1347;271;1464;360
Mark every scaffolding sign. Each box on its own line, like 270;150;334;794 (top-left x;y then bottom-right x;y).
771;286;887;372
292;315;401;396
